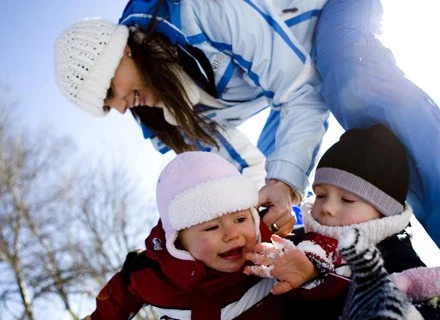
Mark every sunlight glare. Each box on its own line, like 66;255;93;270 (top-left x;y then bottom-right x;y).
381;0;440;104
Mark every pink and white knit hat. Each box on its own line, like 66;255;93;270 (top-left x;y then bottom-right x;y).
156;151;260;261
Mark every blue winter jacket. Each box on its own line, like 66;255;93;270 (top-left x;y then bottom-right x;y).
119;0;330;198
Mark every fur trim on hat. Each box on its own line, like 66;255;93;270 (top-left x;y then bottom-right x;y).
166;207;261;261
166;175;260;261
169;175;258;230
301;198;412;244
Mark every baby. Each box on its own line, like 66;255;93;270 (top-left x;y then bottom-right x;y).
84;151;315;320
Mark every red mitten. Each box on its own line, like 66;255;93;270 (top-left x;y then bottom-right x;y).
298;232;341;274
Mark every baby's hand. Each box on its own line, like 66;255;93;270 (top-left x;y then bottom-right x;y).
244;263;275;278
244;235;317;294
269;249;317;294
245;235;296;270
270;234;297;253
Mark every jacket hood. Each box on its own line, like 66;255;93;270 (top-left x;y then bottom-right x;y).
119;0;187;46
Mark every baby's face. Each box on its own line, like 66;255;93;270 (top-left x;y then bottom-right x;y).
179;209;257;273
311;184;382;226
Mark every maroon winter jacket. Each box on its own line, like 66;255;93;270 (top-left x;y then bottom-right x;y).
90;221;348;320
90;220;297;319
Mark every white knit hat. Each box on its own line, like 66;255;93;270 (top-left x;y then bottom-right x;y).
54;18;129;117
156;151;260;261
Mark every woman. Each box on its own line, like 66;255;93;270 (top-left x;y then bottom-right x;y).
54;0;330;235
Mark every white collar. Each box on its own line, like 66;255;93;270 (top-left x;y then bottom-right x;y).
301;199;413;244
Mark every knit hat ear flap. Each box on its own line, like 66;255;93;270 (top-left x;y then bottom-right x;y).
55;18;129;117
314;124;409;216
156;151;260;261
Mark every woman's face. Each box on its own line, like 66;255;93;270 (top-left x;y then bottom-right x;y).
104;46;159;114
311;184;383;226
179;209;257;273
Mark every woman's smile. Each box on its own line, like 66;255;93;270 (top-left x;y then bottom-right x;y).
133;90;143;107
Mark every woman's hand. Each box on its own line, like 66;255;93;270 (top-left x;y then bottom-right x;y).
258;179;299;236
244;235;317;294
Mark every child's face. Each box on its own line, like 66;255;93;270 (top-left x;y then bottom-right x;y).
104;47;159;114
311;184;383;226
179;209;257;273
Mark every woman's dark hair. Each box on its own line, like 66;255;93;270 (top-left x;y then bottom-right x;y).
127;22;219;153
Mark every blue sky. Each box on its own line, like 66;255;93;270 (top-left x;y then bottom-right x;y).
0;0;173;196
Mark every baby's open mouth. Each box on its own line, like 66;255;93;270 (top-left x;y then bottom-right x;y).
219;247;244;259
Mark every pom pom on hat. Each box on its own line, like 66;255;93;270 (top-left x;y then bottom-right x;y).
156;151;260;261
54;18;129;117
314;124;409;216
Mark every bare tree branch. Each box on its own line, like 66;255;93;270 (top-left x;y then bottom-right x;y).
0;90;155;319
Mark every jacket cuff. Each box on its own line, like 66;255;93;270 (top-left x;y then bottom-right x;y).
266;159;308;200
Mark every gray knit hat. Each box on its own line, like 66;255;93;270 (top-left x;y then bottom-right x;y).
313;124;409;216
54;18;129;117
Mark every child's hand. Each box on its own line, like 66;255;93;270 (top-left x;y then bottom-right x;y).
268;249;317;294
245;235;296;272
244;235;317;294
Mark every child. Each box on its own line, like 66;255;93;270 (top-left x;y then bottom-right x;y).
84;151;316;320
246;124;438;319
304;124;424;272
